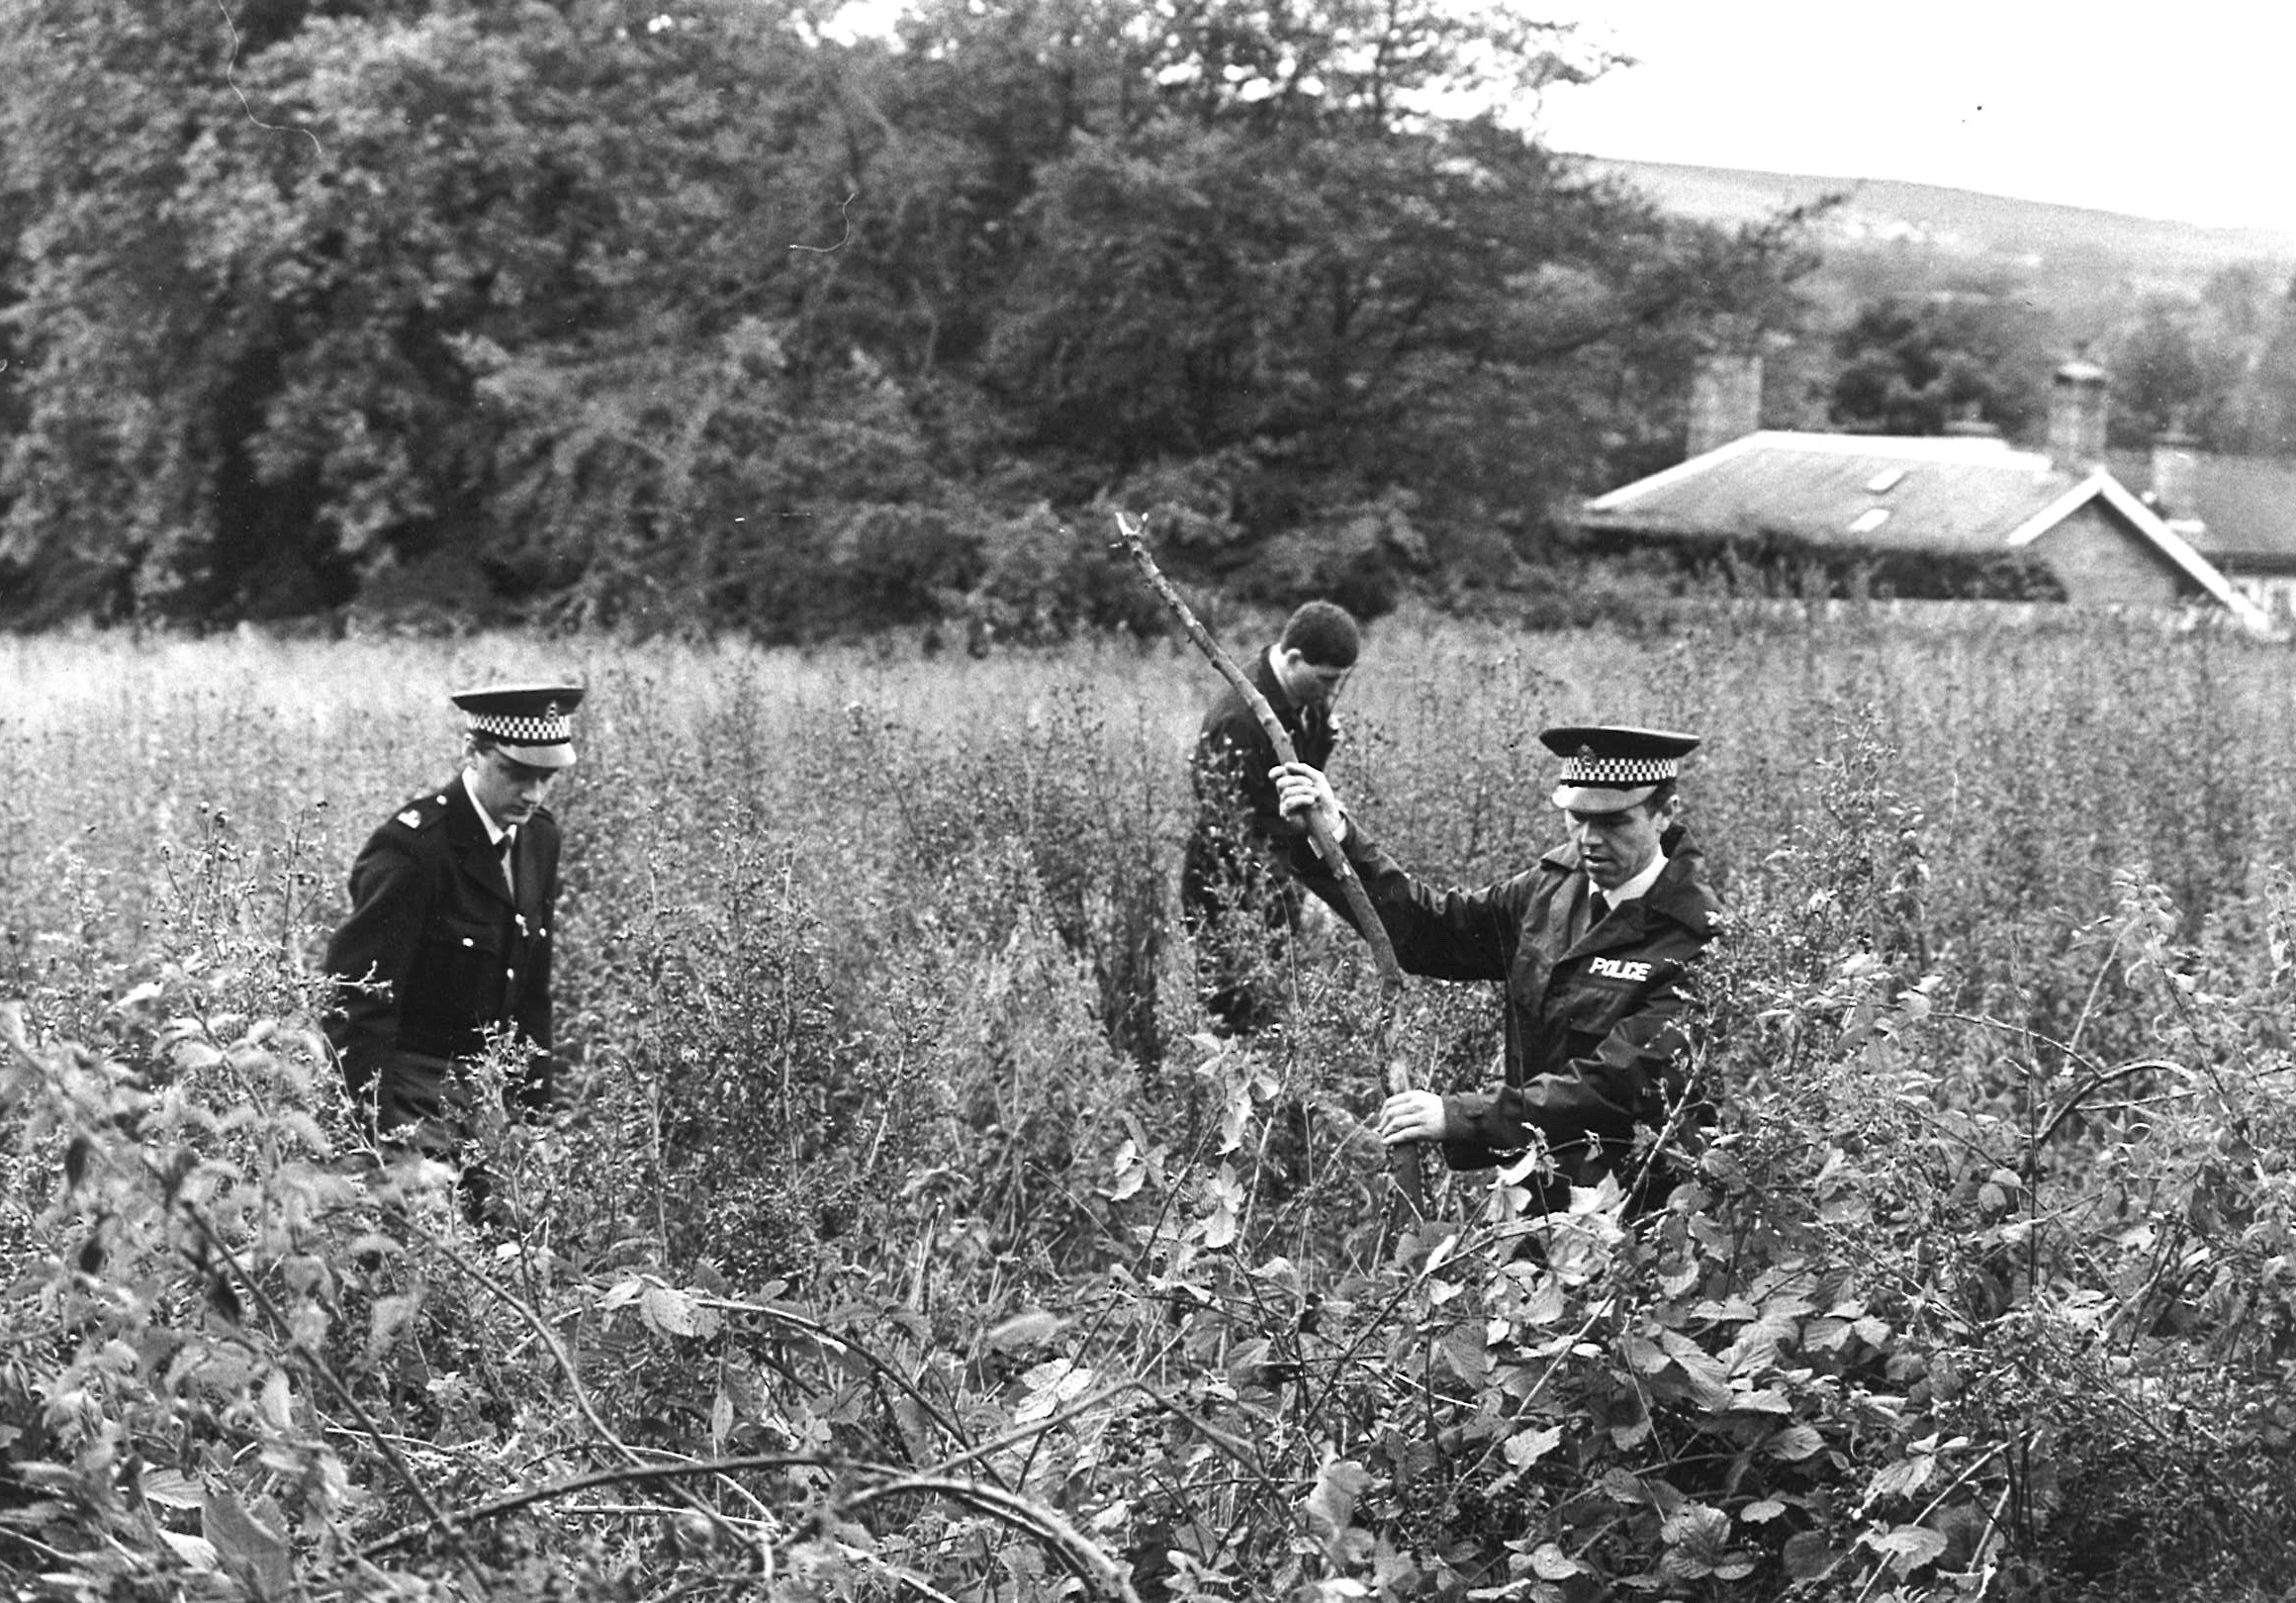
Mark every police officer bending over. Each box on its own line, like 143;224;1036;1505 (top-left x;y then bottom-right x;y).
324;684;582;1151
1274;725;1720;1201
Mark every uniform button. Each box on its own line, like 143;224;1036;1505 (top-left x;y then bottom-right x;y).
506;968;517;982
461;937;474;947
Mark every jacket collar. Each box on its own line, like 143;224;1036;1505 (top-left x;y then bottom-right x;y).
439;777;518;910
1539;828;1718;944
459;769;513;847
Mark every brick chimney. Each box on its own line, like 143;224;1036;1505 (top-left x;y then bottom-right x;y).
1688;351;1763;458
2046;356;2110;470
2149;429;2199;519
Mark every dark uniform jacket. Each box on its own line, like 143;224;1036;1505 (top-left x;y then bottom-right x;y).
1180;651;1340;923
1313;822;1720;1185
322;777;561;1113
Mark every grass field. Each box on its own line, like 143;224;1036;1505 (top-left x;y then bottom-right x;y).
3;607;2294;1601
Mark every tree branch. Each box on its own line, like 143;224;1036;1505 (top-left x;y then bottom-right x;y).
1112;510;1428;1217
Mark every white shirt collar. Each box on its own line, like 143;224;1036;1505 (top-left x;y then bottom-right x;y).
460;769;512;847
1604;850;1669;907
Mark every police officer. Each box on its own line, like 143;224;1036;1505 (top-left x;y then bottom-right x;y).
1179;600;1361;1034
1274;725;1720;1199
324;684;582;1149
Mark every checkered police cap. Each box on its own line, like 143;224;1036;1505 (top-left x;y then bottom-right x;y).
1540;724;1699;813
451;683;586;770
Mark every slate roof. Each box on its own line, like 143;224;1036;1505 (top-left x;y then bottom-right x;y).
1578;429;2274;632
2106;450;2296;566
1581;432;2071;552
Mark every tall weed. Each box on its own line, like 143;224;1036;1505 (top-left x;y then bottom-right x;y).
3;610;2295;1598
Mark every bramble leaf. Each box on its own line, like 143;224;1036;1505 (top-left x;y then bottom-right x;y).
1783;1530;1841;1580
1503;1424;1563;1467
1867;1523;1949;1573
1527;1542;1581;1579
1767;1424;1824;1462
203;1486;291;1597
641;1284;704;1337
160;1531;220;1570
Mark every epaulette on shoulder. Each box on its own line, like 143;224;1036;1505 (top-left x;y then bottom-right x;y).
388;791;453;834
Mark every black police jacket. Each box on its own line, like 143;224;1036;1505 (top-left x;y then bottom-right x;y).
322;777;561;1111
1316;823;1721;1181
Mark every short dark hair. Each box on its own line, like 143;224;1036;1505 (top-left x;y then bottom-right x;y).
1279;601;1360;668
1640;779;1679;816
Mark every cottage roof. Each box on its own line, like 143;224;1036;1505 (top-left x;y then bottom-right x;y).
1579;429;2273;632
1582;431;2072;551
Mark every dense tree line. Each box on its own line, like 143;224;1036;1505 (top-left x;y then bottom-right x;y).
1810;260;2296;454
0;0;1816;636
2104;265;2296;453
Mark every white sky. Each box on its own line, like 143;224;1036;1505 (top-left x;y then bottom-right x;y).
823;0;2296;235
1529;0;2296;234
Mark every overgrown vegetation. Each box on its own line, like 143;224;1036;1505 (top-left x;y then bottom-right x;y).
4;609;2295;1600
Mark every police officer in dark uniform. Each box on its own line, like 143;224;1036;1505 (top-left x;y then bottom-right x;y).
1275;725;1721;1202
323;684;582;1149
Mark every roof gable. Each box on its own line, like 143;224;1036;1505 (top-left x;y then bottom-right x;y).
2007;471;2269;628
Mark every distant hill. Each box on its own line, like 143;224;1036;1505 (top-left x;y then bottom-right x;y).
1576;156;2296;291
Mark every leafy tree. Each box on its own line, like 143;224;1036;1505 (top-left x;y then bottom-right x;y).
2102;272;2296;454
1826;294;2056;440
0;3;267;619
2108;299;2222;447
2217;274;2296;456
198;0;894;619
990;117;1812;564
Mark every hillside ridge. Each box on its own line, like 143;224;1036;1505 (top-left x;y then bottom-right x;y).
1574;154;2296;279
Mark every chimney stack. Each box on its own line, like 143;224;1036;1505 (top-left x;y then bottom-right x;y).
2149;429;2199;519
1688;351;1763;458
2046;356;2110;470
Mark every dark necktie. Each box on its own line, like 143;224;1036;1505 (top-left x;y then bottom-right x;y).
1586;888;1610;933
500;832;516;900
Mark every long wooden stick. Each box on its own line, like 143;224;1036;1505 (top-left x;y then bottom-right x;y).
1114;512;1428;1217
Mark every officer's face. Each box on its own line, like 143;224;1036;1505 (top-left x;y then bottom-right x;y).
466;744;559;828
1565;797;1677;891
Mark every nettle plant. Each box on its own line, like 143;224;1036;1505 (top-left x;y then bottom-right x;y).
0;818;1160;1600
1047;729;2296;1603
1076;1019;1930;1602
5;677;2295;1603
0;960;431;1593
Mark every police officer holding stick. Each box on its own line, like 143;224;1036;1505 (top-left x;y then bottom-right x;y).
1275;725;1721;1201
